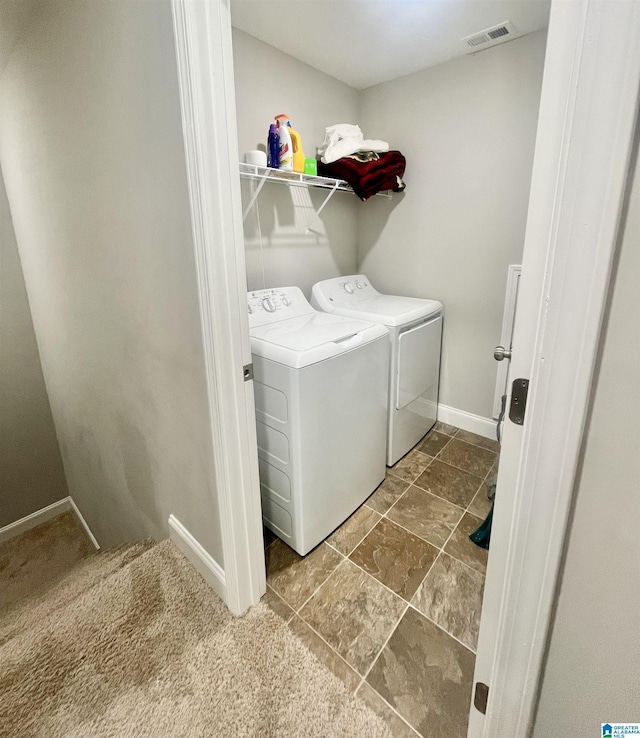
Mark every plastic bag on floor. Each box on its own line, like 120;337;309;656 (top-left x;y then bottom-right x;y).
469;504;493;550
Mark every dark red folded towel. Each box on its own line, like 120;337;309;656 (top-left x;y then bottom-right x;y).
318;151;406;201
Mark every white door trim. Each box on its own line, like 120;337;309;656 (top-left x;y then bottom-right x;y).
171;0;265;615
471;1;640;735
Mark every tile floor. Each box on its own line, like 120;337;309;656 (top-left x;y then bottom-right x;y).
262;422;499;738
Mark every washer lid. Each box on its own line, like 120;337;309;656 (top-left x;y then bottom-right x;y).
248;287;388;368
311;275;442;327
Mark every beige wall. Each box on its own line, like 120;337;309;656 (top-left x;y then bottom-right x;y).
0;165;68;527
0;0;223;561
0;0;42;75
233;29;547;417
232;29;360;296
532;147;640;734
357;31;547;418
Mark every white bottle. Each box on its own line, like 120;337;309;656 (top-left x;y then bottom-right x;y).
275;114;293;172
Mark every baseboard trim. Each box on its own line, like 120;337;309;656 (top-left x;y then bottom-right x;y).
0;498;70;544
0;496;100;549
438;403;498;441
68;498;100;550
168;515;227;604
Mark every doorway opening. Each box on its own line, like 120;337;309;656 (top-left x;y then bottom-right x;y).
229;2;549;735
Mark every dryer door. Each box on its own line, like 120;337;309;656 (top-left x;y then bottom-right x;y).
396;315;443;410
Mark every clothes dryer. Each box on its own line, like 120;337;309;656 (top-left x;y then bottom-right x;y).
312;276;442;466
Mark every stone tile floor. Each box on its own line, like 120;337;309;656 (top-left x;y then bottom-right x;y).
262;422;499;738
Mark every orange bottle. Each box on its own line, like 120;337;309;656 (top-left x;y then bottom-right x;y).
275;114;305;173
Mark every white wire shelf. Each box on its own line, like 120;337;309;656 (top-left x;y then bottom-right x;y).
238;162;391;222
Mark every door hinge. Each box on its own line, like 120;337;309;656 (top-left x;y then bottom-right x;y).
474;682;489;715
509;378;529;425
243;363;254;382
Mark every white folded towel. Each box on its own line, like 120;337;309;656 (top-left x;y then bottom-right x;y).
318;124;389;165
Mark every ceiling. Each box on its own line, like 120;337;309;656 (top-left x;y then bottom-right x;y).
231;0;551;90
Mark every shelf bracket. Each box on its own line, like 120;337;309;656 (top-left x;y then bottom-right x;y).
242;172;269;221
306;180;341;235
238;163;390;228
315;180;341;219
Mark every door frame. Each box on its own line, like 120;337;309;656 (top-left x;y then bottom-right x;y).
169;0;640;732
470;1;640;735
171;0;265;616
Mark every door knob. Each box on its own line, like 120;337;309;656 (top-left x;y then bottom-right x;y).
494;345;512;361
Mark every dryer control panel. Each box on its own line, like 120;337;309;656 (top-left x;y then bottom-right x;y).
247;286;315;327
311;275;379;310
311;275;443;327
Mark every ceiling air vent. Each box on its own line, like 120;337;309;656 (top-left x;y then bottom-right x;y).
462;21;520;54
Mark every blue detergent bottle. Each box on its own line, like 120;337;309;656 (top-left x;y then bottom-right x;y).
267;124;279;169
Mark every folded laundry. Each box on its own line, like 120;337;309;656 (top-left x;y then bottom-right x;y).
318;151;406;201
346;151;381;163
318;124;389;164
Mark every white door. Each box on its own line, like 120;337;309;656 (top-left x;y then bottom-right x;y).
468;1;640;736
491;265;521;420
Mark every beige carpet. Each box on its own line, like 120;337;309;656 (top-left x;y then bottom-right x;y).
0;511;96;609
0;537;391;738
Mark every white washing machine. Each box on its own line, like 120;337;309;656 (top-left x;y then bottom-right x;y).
248;286;389;555
311;275;443;466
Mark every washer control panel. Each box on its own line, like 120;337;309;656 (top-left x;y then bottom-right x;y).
247;286;314;327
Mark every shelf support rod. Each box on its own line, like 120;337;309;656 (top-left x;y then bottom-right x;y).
306;180;342;236
314;180;340;219
242;173;269;221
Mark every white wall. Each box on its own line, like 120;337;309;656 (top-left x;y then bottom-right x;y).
357;31;547;418
0;165;68;527
0;0;223;561
232;29;360;296
532;145;640;735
